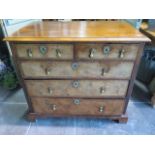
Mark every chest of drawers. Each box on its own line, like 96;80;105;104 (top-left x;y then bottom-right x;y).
4;21;150;123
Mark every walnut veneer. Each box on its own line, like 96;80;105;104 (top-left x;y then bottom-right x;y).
4;21;150;123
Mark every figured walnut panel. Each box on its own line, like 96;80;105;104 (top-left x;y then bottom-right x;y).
31;97;125;116
25;80;129;97
21;61;134;79
15;44;73;59
4;21;150;42
76;44;139;60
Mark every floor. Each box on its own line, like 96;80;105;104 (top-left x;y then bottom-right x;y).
0;83;155;135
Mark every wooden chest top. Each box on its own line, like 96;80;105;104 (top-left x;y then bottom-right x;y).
4;21;150;42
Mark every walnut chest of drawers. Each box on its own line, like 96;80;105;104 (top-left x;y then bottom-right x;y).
4;21;150;123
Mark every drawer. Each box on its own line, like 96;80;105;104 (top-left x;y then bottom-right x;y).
15;44;73;59
75;44;139;60
21;61;134;79
26;80;129;97
31;98;124;116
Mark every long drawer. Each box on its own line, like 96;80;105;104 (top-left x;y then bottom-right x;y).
20;61;134;79
25;80;129;97
75;43;139;60
15;44;73;59
31;97;124;116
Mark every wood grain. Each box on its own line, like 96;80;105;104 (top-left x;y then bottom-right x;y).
6;21;150;123
25;80;129;97
31;97;125;116
15;44;73;59
20;61;134;79
4;21;150;42
76;43;139;60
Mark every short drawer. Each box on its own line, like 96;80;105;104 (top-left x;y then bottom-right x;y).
15;44;73;59
20;61;134;79
31;97;125;116
25;80;129;97
75;43;139;60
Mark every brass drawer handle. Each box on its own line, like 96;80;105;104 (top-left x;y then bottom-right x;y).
27;48;33;57
101;67;109;76
56;49;62;58
72;81;80;88
99;106;104;112
73;99;80;105
39;46;47;55
47;87;53;94
89;48;96;58
51;104;57;111
45;68;51;75
46;102;57;111
103;46;111;55
118;49;125;58
100;87;106;94
71;62;79;70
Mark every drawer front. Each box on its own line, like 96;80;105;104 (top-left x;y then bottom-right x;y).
21;61;134;79
26;80;128;97
15;44;73;59
31;98;124;116
76;44;139;60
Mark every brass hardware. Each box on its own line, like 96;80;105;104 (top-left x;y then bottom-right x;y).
27;48;33;57
45;102;57;111
73;99;80;105
39;46;47;55
118;49;125;58
71;63;79;70
45;68;51;75
103;46;111;55
46;102;57;111
101;67;109;76
100;87;106;94
72;81;80;88
47;87;53;94
89;48;96;58
56;49;62;58
99;106;104;112
51;104;57;111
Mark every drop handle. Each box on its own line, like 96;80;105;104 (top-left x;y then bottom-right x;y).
27;48;33;57
99;106;104;113
47;87;53;94
45;68;51;75
46;102;57;111
56;49;62;58
118;49;125;58
45;101;57;111
89;48;96;58
100;87;106;94
101;67;109;76
51;104;57;111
